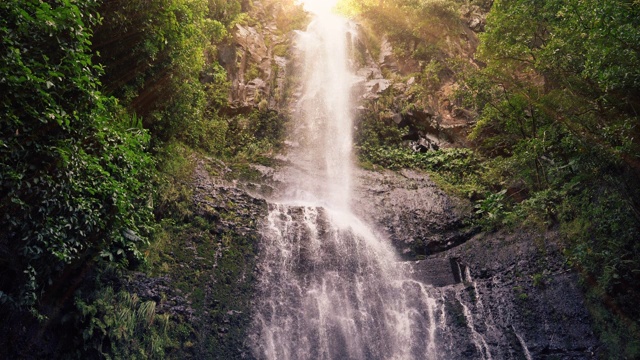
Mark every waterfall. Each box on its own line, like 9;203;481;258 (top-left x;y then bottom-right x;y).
280;11;355;210
250;9;444;360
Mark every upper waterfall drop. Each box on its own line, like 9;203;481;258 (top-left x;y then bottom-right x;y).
285;11;356;211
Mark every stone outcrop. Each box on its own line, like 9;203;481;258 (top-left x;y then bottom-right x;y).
433;230;599;359
353;168;475;258
127;158;268;359
348;10;485;149
462;3;490;33
218;2;302;113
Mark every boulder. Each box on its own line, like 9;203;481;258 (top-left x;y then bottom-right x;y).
468;17;485;32
234;24;269;64
352;168;472;258
378;36;399;72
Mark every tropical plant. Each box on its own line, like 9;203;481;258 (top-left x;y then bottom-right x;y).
0;0;154;312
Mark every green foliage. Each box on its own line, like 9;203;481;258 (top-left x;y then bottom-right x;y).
473;189;507;230
93;0;232;146
361;145;478;174
75;285;172;359
562;185;640;294
338;0;463;62
460;0;640;353
468;0;640;169
559;183;640;358
155;142;197;221
355;106;486;199
356;109;408;151
1;0;296;357
531;272;547;288
0;0;154;311
224;110;288;159
586;293;640;360
208;0;245;26
420;59;444;92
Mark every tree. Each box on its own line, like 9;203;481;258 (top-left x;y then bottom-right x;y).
461;0;640;354
0;0;154;312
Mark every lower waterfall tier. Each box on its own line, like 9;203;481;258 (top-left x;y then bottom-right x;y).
250;204;441;360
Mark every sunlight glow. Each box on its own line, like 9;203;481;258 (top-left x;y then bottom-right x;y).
297;0;340;14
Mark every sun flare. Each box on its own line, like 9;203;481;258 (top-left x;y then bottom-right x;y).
297;0;340;13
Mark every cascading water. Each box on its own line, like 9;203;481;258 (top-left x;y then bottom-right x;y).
278;8;354;210
250;7;445;360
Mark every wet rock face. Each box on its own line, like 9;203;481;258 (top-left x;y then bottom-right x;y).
127;160;268;359
357;168;599;359
352;168;474;258
430;231;600;359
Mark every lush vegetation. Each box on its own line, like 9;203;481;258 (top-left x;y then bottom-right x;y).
464;0;640;356
346;0;640;356
339;0;462;52
0;0;304;358
2;0;639;357
356;106;484;199
0;0;154;314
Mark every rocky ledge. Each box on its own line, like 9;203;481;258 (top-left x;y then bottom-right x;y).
353;168;476;259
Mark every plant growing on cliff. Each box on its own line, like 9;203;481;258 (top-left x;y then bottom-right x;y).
75;285;172;358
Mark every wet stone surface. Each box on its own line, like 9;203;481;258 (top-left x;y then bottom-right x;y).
353;167;599;359
352;168;475;258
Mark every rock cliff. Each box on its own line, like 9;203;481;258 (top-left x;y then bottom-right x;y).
354;168;599;359
147;2;601;358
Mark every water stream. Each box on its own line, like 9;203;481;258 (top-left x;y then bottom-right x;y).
250;9;445;360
